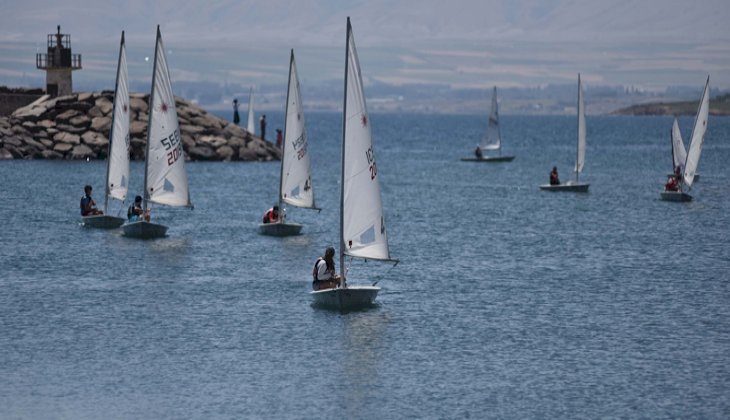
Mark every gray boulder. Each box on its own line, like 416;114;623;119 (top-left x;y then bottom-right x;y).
81;131;109;147
41;150;63;159
95;97;113;115
0;148;13;159
187;145;215;160
54;132;81;145
56;109;80;123
53;143;73;153
70;144;95;160
91;116;111;132
69;115;91;127
216;145;234;160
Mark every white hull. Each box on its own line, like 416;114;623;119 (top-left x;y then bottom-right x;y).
81;215;126;229
310;285;380;310
540;182;589;193
461;155;515;162
122;220;168;239
258;222;303;237
660;191;692;202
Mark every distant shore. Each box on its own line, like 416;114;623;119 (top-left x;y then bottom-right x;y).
610;94;730;116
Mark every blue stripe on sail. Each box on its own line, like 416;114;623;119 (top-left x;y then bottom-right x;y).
163;178;174;192
360;225;375;244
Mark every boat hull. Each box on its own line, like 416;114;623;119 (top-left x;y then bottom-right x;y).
258;222;303;237
461;155;515;162
121;220;168;239
81;215;126;229
539;182;589;192
660;191;692;202
310;285;380;310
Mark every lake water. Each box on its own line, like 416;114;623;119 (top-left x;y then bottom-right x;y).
1;112;729;419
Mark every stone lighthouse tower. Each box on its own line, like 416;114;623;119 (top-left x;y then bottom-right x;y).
35;25;82;97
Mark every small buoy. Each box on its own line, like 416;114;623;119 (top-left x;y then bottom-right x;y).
86;157;90;162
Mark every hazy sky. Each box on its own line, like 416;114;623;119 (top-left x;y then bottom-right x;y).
1;0;728;92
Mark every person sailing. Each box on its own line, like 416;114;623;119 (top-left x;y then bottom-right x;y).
549;166;560;185
312;247;341;291
262;205;280;224
127;195;149;221
80;185;103;216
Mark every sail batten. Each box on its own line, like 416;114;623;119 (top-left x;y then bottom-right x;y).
280;50;315;209
683;76;709;188
341;18;391;263
575;74;586;175
106;31;130;206
144;26;191;208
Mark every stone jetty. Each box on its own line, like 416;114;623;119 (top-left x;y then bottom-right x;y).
0;92;280;161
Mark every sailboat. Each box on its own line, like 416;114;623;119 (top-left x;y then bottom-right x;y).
246;86;255;135
660;76;709;202
540;74;589;192
259;49;318;236
310;17;398;310
667;118;699;181
83;31;130;229
461;86;514;162
122;26;193;238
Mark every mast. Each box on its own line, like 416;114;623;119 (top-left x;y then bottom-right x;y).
340;17;351;287
278;49;295;221
104;31;125;214
142;26;161;214
575;74;581;183
670;123;675;171
494;86;502;156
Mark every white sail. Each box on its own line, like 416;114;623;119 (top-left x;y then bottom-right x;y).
683;76;710;188
246;87;255;134
575;74;586;174
143;26;191;208
479;86;501;151
342;19;391;261
671;118;686;170
280;50;315;209
106;31;130;204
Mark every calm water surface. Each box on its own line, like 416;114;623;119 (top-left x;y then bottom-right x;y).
1;113;729;419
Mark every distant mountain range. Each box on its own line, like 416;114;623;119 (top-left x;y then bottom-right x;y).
4;84;729;116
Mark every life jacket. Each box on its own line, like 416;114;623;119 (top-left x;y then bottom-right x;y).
312;258;324;280
80;195;93;215
263;208;278;223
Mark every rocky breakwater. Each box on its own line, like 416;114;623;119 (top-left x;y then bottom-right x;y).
0;92;280;161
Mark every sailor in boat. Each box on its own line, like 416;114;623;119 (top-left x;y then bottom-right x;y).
262;205;281;224
127;195;149;221
550;166;560;185
474;145;483;159
312;247;341;291
80;185;103;216
669;165;684;191
664;175;680;192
